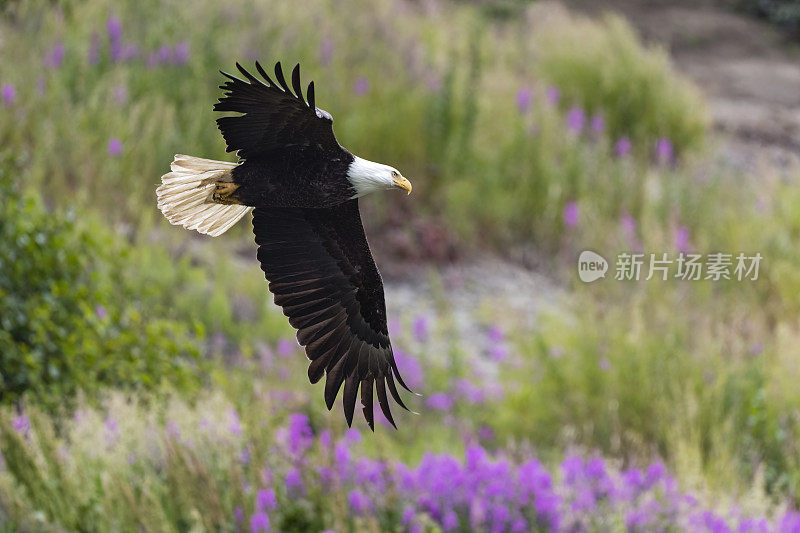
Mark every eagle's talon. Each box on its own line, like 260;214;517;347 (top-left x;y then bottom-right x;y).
212;182;240;204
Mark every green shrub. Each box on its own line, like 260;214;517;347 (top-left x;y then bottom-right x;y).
533;13;708;157
0;172;203;409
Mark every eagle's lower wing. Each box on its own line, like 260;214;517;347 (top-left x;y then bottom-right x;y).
252;200;412;429
215;62;339;159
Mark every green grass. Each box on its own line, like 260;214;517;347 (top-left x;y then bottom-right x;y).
4;0;800;529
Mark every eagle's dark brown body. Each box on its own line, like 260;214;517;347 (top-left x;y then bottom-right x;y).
231;148;356;208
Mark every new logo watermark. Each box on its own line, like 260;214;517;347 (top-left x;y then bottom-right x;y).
578;251;762;282
577;250;609;282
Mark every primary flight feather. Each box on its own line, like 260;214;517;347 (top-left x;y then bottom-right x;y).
156;61;415;430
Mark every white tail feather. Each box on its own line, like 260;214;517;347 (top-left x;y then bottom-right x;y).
156;155;253;237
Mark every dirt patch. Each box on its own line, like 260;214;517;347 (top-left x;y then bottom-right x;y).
564;0;800;165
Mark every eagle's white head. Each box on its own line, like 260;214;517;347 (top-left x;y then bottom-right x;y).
347;156;413;198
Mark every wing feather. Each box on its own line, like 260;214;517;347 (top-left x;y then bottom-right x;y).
252;201;412;429
215;62;338;159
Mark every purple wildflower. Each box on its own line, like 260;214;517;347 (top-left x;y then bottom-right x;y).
353;77;368;96
394;349;424;389
104;417;120;446
107;138;123;156
285;467;305;497
250;511;270;533
256;488;277;511
487;326;504;343
563;201;579;227
95;305;107;319
348;489;371;515
174;42;190;65
566;107;585;133
12;414;30;435
319;39;334;66
3;84;16;106
44;43;65;69
674;225;690;253
107;16;122;61
287;413;313;455
277;338;295;357
427;392;453;411
227;408;243;436
488;345;508;362
591;114;605;133
615;136;632;157
412;315;429;342
545;86;560;106
516;87;532;113
655;137;674;165
234;506;244;522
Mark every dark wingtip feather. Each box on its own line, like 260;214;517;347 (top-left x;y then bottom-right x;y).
385;373;411;412
291;64;305;103
389;357;417;394
343;376;358;427
274;62;292;93
307;81;315;109
375;378;397;429
254;61;275;86
361;378;375;431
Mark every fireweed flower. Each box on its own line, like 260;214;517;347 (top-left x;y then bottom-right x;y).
412;315;429;342
591;114;605;133
12;414;30;435
174;42;190;65
107;16;122;61
2;84;15;106
615;135;632;157
276;338;294;357
44;43;65;68
563;201;579;227
516;87;532;113
227;408;243;436
287;413;313;455
393;348;424;389
284;467;305;497
256;488;277;511
675;225;690;253
427;392;453;411
107;138;123;156
348;489;371;515
655;137;674;164
249;511;270;533
566;107;586;133
353;77;368;96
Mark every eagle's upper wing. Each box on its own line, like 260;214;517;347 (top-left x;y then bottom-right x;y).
252;200;413;429
214;62;339;159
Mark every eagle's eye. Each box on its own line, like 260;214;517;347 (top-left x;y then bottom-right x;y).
391;170;399;178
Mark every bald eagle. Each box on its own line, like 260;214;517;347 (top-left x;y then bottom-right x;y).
156;62;415;429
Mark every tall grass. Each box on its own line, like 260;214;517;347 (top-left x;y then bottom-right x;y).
0;0;707;249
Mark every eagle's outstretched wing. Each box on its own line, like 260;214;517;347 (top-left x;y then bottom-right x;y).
252;200;413;429
215;62;339;159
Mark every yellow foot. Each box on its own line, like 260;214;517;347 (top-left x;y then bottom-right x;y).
212;182;241;204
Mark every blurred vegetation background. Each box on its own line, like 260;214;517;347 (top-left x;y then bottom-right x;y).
2;0;800;530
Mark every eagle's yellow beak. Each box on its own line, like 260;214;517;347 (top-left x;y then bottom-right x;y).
393;176;413;195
